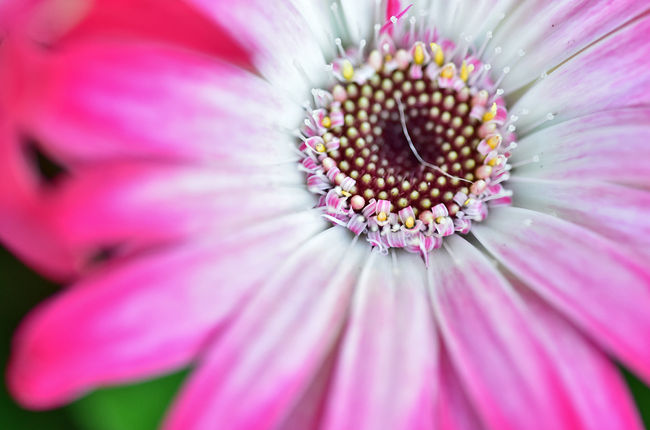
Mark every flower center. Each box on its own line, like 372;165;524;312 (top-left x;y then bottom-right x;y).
298;37;515;261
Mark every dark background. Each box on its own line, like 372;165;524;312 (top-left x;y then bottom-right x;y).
2;245;650;429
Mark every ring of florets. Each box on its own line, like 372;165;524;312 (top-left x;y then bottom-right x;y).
298;35;515;262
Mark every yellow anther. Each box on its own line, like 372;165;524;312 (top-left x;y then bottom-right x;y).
430;43;444;66
460;60;474;82
440;64;455;80
341;190;352;197
413;43;425;65
377;212;388;222
321;116;332;128
435;216;445;224
342;60;355;81
486;134;502;150
315;143;326;153
487;157;499;167
405;216;415;229
482;102;498;122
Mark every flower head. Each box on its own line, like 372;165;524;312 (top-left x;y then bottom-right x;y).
2;1;650;429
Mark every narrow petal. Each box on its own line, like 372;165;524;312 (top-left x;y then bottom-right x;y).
321;252;438;430
473;207;650;384
429;235;579;430
20;41;297;164
511;108;650;187
7;211;325;409
509;178;650;252
513;14;650;133
186;0;328;100
43;161;314;258
492;1;649;91
163;228;365;430
516;284;643;430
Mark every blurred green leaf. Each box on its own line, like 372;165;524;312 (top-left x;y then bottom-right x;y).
70;371;188;430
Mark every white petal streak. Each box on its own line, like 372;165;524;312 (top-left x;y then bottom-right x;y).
321;251;438;430
493;0;649;92
163;228;366;430
429;236;577;430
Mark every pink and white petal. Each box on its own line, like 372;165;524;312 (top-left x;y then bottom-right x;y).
513;14;650;133
59;0;252;66
163;227;364;430
7;210;326;409
429;235;578;430
472;207;650;384
435;348;486;430
186;0;328;101
511;108;650;187
509;178;650;252
321;252;437;430
492;0;649;92
44;161;314;257
19;41;297;165
515;284;643;430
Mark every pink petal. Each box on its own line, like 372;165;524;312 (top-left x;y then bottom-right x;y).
20;41;296;165
494;0;649;92
60;0;252;67
512;108;650;188
429;235;578;430
435;349;485;430
163;228;363;430
0;117;76;279
514;14;650;132
515;284;643;430
43;161;314;259
510;178;650;252
186;0;327;99
473;207;650;384
321;253;438;430
7;211;325;409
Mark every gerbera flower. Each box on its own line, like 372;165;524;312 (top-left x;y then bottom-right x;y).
3;0;650;428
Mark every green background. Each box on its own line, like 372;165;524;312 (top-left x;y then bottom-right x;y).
2;245;650;429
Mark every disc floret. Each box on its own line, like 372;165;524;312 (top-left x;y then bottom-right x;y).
299;35;515;262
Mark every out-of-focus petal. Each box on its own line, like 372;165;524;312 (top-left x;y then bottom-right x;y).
186;0;328;100
163;228;364;430
19;41;297;165
43;161;314;259
59;0;252;66
320;252;437;430
473;207;650;384
7;211;326;409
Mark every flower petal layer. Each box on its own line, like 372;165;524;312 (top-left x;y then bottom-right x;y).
20;41;297;165
429;235;578;430
511;108;650;188
473;207;650;384
7;211;325;409
320;252;438;430
513;14;650;133
164;228;364;430
510;178;650;254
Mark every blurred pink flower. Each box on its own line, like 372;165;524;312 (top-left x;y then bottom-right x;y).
2;1;650;429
